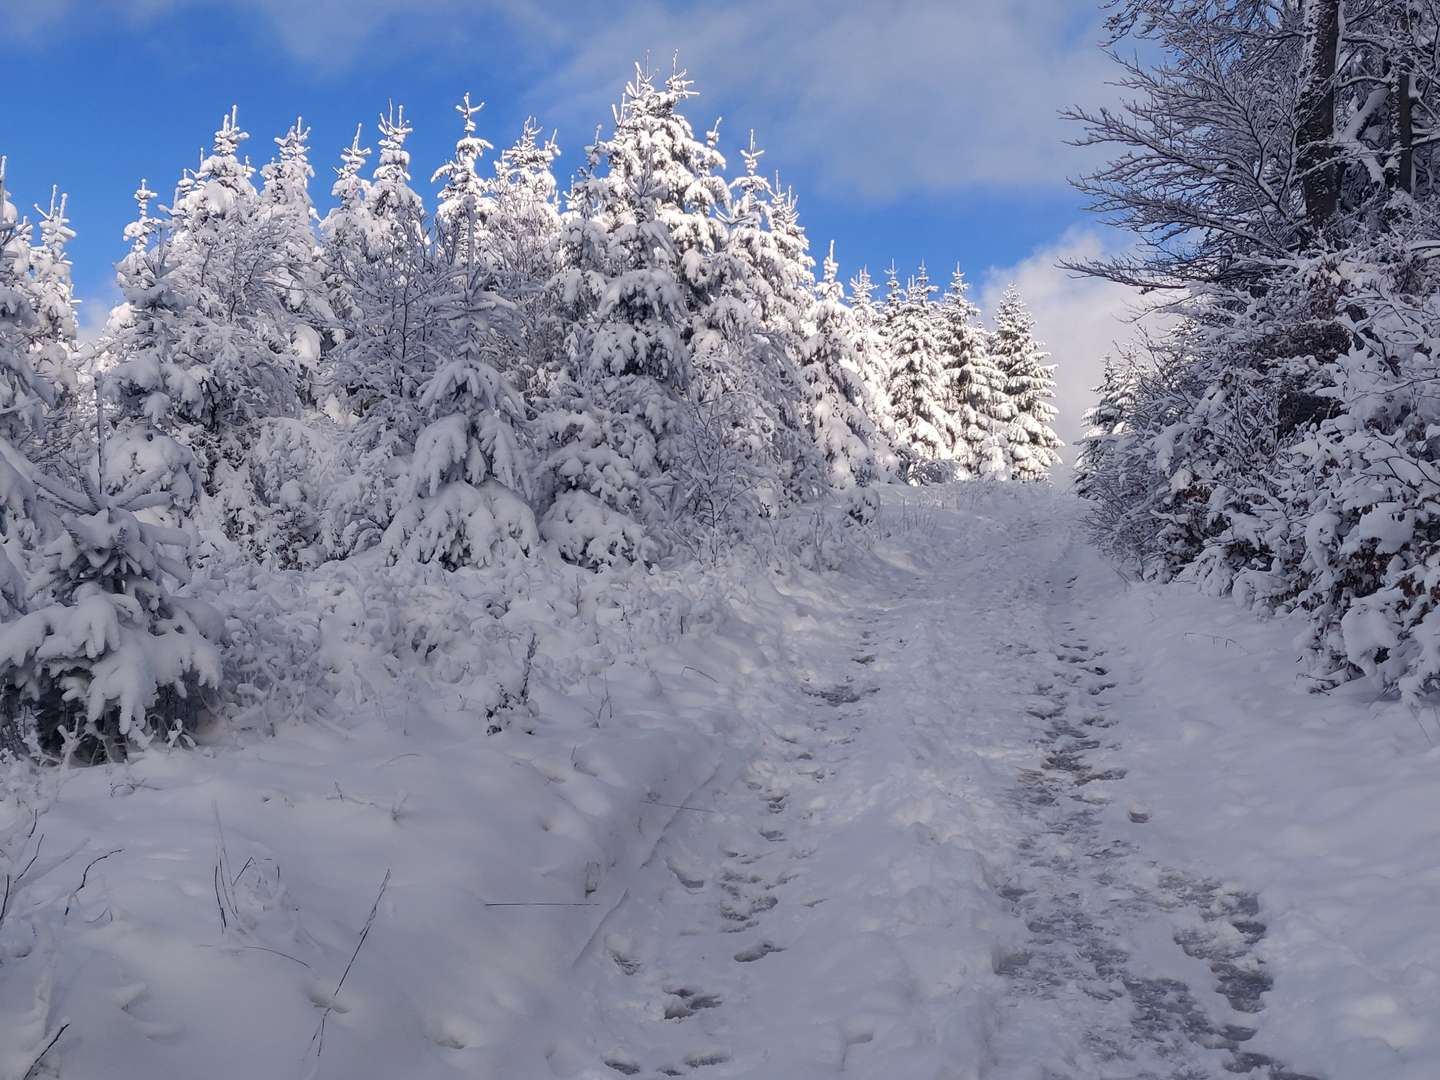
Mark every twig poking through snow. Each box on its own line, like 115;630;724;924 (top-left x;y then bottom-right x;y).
64;848;122;919
22;1023;70;1080
309;867;392;1060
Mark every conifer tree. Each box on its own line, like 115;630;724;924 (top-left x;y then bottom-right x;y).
937;266;1006;477
990;285;1061;481
0;157;54;615
1075;352;1138;499
799;242;884;488
317;125;372;367
887;264;960;469
848;265;899;442
488;118;563;393
537;66;704;566
257;117;324;402
431;94;495;270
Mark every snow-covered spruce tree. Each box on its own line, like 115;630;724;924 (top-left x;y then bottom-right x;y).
709;132;822;508
431;94;495;272
797;242;884;488
847;265;900;446
23;186;88;486
937;266;1006;478
323;105;454;558
257;117;325;405
317;124;372;380
0;157;55;619
536;67;701;567
989;286;1060;482
1074;351;1138;499
384;116;535;571
0;450;221;762
487;117;564;394
94;181;202;519
886;264;961;476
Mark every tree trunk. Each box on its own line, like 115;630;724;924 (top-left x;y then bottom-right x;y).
1397;67;1415;195
1297;0;1343;233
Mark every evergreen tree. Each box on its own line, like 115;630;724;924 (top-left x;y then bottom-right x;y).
257;117;324;403
317;125;372;371
0;462;221;762
537;66;704;566
488;118;563;393
990;286;1061;482
0;156;54;615
937;266;1007;477
1075;352;1138;498
887;264;960;469
431;94;494;270
799;242;884;488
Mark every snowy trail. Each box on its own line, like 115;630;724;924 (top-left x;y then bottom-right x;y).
540;489;1323;1080
10;486;1433;1080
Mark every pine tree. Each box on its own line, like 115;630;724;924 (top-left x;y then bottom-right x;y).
937;266;1006;477
887;263;960;470
847;265;899;445
384;102;535;571
323;106;452;558
799;242;884;488
537;66;704;566
0;157;54;616
431;94;495;270
97;180;202;515
710;132;821;507
990;285;1061;482
257;117;324;403
317;125;372;368
0;463;221;762
488;118;563;394
1075;352;1138;499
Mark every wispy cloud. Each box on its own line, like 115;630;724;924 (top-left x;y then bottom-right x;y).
19;1;1117;201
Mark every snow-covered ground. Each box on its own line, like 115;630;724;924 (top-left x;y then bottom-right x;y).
2;484;1436;1079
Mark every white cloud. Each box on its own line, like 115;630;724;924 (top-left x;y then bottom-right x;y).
980;227;1162;466
520;0;1119;199
20;1;1118;201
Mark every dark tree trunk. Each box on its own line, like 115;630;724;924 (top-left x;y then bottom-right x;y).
1297;0;1343;232
1397;67;1415;194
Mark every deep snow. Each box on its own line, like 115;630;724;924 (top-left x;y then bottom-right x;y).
2;484;1436;1079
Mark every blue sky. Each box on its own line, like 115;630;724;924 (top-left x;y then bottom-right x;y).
4;0;1143;450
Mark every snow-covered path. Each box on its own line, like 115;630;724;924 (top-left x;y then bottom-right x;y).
6;486;1437;1080
537;490;1328;1080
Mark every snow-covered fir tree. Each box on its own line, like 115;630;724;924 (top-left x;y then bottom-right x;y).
989;286;1060;482
798;242;885;488
257;117;324;404
938;266;1007;478
317;124;372;374
711;132;822;508
431;94;495;270
0;459;221;762
847;265;897;439
488;117;563;394
887;264;960;471
536;68;698;567
0;157;55;617
1074;352;1138;499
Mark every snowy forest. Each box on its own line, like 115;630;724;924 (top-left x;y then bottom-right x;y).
1074;0;1440;705
0;66;1059;764
3;3;1439;1079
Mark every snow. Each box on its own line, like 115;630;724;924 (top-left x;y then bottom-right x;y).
3;483;1436;1078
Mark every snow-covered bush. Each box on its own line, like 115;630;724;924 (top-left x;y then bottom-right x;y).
0;462;221;762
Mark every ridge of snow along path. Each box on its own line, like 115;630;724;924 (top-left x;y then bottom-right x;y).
2;486;1438;1079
